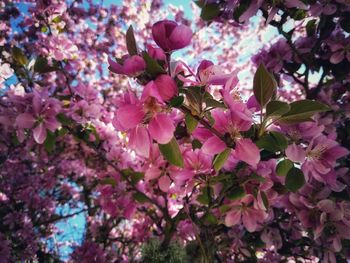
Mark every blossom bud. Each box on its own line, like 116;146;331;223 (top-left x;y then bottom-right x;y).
152;20;192;51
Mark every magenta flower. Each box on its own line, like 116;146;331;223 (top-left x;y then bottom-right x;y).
286;136;349;186
15;93;61;144
201;105;260;167
113;90;175;157
152;20;192;51
170;149;211;186
108;55;146;76
225;195;267;232
303;136;349;180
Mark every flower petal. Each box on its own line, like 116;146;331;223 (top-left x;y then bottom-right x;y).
16;113;36;129
235;138;260;166
225;210;241;227
285;143;306;163
116;104;144;130
33;123;47;144
148;113;175;144
129;126;151;157
201;135;226;155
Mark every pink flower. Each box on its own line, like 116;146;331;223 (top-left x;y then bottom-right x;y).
15;92;61;144
170;149;212;185
200;106;260;167
46;35;78;61
302;135;349;184
113;91;175;157
225;195;267;232
108;55;146;76
152;20;192;51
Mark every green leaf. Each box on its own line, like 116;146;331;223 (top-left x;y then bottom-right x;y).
126;26;138;56
213;148;231;172
12;46;28;66
285;167;305;192
279;100;330;124
121;169;144;183
203;213;218;224
58;127;68;136
266;101;290;118
256;131;288;152
210;173;231;184
142;51;166;77
261;191;269;209
191;139;202;150
205;98;226;109
253;63;277;107
306;19;317;36
169;95;184;108
44;131;56;153
219;204;231;213
185;114;198;134
34;57;58;73
132;192;149;203
158;137;184;167
100;177;117;187
227;186;245;200
197;186;212;205
270;131;288;150
200;3;221;21
52;16;62;23
56;113;74;126
131;172;144;184
184;86;203;110
41;26;48;33
276;159;294;176
233;0;252;22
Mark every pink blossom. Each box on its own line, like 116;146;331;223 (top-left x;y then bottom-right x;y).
225;195;267;232
46;35;78;61
302;136;349;184
113;91;175;157
15;92;61;144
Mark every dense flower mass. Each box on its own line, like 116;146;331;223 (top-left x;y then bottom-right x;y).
0;0;350;262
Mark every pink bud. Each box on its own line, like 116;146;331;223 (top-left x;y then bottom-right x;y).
152;20;192;51
123;55;146;76
197;60;214;76
108;56;125;74
108;55;145;76
147;44;166;61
